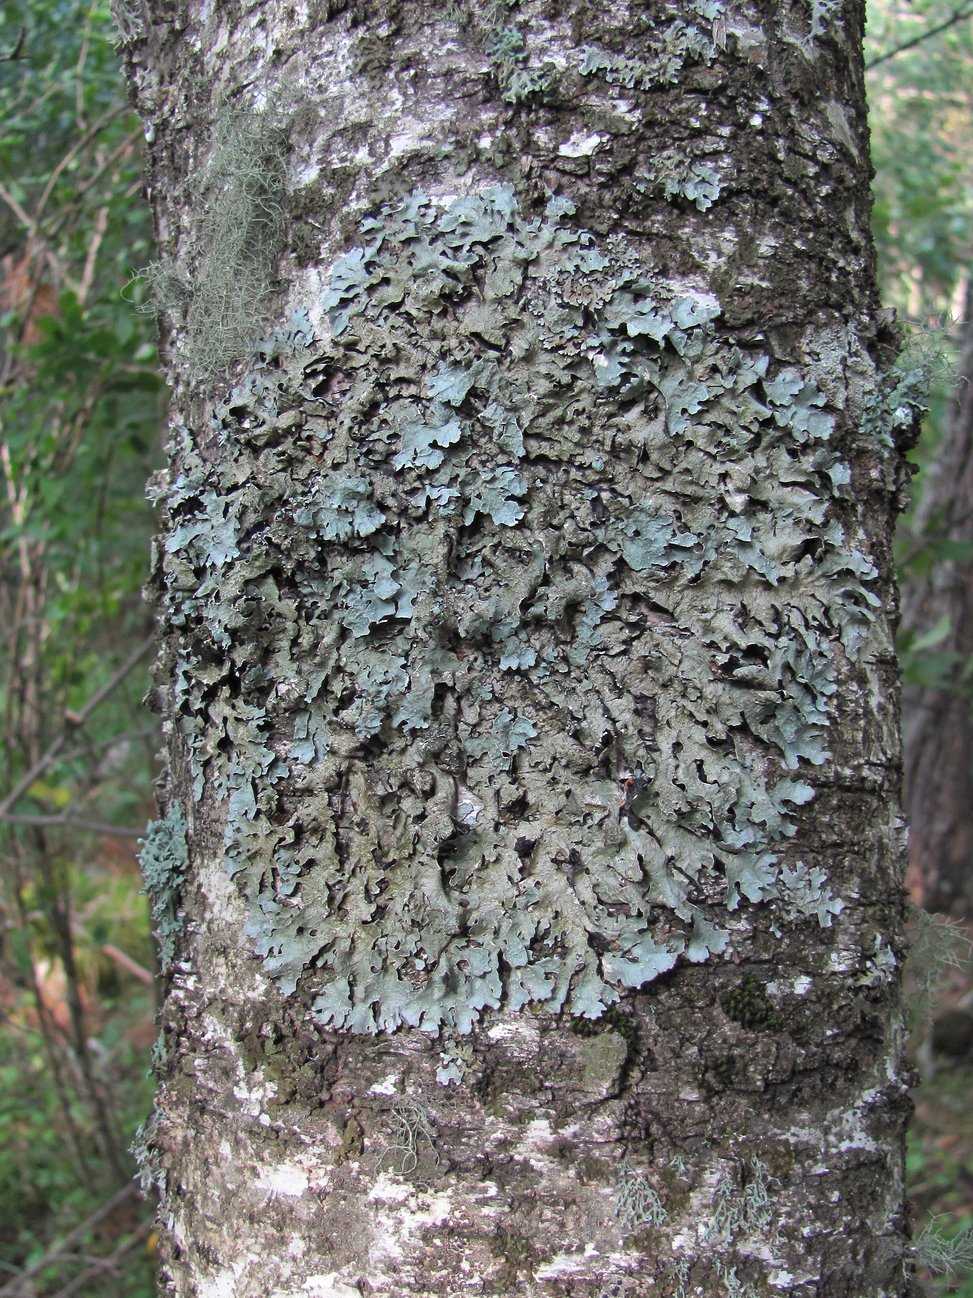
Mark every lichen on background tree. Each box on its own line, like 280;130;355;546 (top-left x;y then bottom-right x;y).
151;179;879;1034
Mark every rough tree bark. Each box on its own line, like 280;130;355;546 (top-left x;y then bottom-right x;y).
901;288;973;915
119;1;917;1295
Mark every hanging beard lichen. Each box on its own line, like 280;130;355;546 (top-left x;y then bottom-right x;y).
135;104;288;374
157;184;884;1033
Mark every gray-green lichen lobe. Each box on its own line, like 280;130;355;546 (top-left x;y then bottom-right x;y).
153;183;890;1034
139;801;189;972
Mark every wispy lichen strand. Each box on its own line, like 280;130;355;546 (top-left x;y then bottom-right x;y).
157;186;871;1032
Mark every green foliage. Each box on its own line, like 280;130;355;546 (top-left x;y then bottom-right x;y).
865;0;969;740
867;1;973;315
0;2;160;1293
885;319;970;691
0;0;162;734
0;860;157;1296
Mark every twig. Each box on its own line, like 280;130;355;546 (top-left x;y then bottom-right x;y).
0;178;33;232
0;635;153;821
47;1222;152;1298
866;2;973;70
0;813;143;838
33;106;128;230
47;127;142;241
36;725;157;771
101;943;154;985
0;27;25;62
0;1183;139;1297
77;202;110;306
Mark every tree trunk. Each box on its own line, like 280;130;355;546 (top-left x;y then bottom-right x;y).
120;2;916;1294
901;288;973;914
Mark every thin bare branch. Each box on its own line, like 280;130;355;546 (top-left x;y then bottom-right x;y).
0;813;143;838
0;1183;140;1297
0;635;154;820
47;1224;152;1298
0;180;35;240
0;26;25;62
47;127;141;240
867;3;973;70
34;105;128;229
77;202;110;305
102;943;154;985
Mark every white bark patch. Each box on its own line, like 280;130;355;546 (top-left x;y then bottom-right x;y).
831;1089;881;1153
829;941;860;973
536;1253;588;1279
389;119;446;161
559;130;603;157
510;1118;558;1171
456;785;483;826
295;1276;363;1298
199;1266;244;1298
485;1015;540;1049
198;849;251;928
611;99;641;123
368;1075;400;1096
825;99;860;160
364;1178;454;1272
232;1073;277;1117
255;1161;311;1199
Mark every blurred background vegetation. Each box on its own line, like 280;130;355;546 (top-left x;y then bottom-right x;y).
0;2;162;1293
0;1;972;1294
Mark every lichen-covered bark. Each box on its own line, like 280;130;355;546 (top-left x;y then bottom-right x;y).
121;1;916;1294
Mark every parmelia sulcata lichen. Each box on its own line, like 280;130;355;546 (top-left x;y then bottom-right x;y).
156;184;878;1033
139;802;189;973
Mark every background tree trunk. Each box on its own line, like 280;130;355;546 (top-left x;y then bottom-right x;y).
901;286;973;915
121;2;916;1295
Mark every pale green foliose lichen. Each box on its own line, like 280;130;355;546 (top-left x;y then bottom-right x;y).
158;184;873;1033
138;802;188;972
637;151;722;212
578;5;719;90
862;353;931;449
110;0;145;44
487;24;556;104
